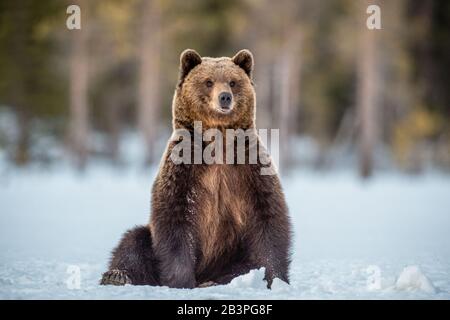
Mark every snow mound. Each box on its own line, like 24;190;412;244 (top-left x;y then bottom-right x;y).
271;278;291;293
227;268;291;292
395;266;436;293
228;268;268;289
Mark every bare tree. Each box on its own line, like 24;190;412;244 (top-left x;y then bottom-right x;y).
356;0;380;178
137;0;162;164
9;2;31;166
278;31;302;172
68;0;89;168
247;0;303;173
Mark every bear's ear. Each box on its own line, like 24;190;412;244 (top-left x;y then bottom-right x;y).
179;49;202;84
232;49;254;78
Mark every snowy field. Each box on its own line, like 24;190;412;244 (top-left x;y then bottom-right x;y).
0;162;449;299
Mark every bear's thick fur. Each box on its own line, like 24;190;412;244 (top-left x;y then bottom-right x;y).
100;49;292;289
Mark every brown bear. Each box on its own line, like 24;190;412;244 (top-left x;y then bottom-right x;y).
100;49;292;289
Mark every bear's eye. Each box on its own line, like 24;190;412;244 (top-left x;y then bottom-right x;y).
229;81;236;88
206;80;213;88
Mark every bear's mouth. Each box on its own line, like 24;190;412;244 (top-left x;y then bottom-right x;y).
217;107;232;114
215;104;233;114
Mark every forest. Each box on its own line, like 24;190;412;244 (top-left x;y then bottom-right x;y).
0;0;449;177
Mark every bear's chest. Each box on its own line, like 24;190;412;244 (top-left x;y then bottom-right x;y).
195;164;251;268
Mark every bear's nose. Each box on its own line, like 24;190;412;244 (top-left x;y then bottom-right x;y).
218;92;232;109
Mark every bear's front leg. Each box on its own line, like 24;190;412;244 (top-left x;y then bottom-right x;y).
246;166;292;288
152;226;196;288
249;217;291;288
150;160;198;289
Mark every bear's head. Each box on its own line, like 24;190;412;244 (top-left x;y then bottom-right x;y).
173;49;256;130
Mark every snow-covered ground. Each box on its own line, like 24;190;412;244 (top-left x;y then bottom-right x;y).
0;163;449;299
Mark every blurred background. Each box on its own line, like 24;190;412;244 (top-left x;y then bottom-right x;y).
1;0;450;299
0;0;449;177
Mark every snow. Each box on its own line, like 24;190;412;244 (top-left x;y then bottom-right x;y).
395;266;436;293
1;162;450;299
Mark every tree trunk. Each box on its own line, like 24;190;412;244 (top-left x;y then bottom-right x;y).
10;2;31;166
105;94;121;163
278;51;291;172
68;0;89;169
254;58;272;131
137;0;162;164
278;31;302;173
15;110;31;166
357;1;379;178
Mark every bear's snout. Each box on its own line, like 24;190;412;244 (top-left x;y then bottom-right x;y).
218;92;232;110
